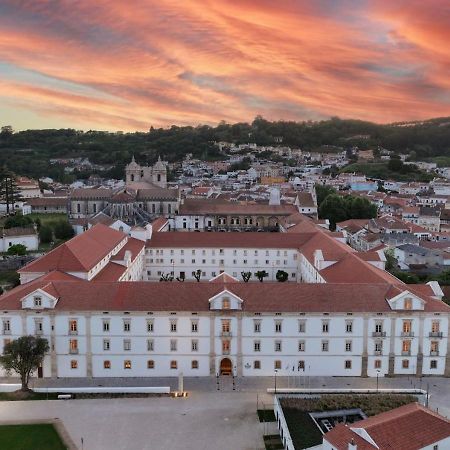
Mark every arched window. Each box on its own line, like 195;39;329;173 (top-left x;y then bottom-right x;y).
157;174;161;182
130;174;135;182
222;298;230;309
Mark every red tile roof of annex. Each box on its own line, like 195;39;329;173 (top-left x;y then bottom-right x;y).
324;403;450;450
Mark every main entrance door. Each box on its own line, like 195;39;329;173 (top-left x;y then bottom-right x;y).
220;358;232;375
37;366;43;378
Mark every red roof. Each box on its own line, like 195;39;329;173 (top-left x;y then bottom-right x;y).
1;281;448;313
325;403;450;450
18;224;126;274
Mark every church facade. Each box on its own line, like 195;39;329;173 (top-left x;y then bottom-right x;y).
125;156;167;189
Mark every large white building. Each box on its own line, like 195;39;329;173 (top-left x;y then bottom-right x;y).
1;218;449;380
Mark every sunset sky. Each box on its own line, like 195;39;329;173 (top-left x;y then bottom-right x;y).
1;0;449;131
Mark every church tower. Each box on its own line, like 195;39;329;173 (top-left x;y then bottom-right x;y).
152;156;167;188
125;156;142;184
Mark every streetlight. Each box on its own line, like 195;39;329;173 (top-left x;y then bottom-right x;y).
376;369;380;392
274;369;278;394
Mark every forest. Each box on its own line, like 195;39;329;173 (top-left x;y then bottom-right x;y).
1;115;450;181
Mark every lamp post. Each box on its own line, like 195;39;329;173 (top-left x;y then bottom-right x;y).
376;369;380;392
274;369;278;394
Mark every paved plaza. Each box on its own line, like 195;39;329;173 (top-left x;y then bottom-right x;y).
1;376;450;450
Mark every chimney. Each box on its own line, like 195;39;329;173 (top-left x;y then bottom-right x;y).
348;438;357;450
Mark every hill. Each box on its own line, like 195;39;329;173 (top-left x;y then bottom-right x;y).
1;116;449;181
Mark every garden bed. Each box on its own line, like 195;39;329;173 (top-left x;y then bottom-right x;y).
0;424;66;450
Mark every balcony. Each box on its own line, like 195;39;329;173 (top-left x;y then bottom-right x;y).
35;329;43;335
372;331;386;337
429;332;443;338
374;350;383;356
401;331;414;337
401;351;411;356
430;351;439;356
222;349;230;355
221;331;232;337
69;348;79;355
68;330;78;336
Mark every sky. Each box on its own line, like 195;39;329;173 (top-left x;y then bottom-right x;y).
0;0;449;131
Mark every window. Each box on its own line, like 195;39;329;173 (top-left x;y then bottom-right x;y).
402;320;412;334
402;359;409;369
222;340;230;354
123;320;131;332
322;341;329;352
345;321;353;333
104;360;111;369
222;320;230;333
402;340;411;354
374;359;382;369
103;320;110;332
254;360;261;369
430;341;439;354
345;360;352;369
430;360;437;370
103;339;110;351
275;341;282;352
147;360;155;369
69;339;78;354
147;339;154;351
431;321;440;333
254;341;261;352
298;360;305;371
71;360;78;369
254;320;261;333
375;322;383;333
322;321;329;333
404;298;412;310
191;321;198;333
274;360;281;370
375;341;383;353
34;296;42;307
170;339;177;351
191;340;198;351
123;339;131;351
170;360;177;370
298;320;306;333
124;360;132;369
191;360;199;369
345;341;352;352
34;319;43;334
275;321;282;333
222;298;230;309
298;341;305;352
170;320;177;332
69;320;78;334
147;320;154;332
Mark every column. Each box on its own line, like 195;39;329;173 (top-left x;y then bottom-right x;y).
85;314;92;378
388;317;396;376
236;314;243;376
50;313;57;378
209;313;216;375
361;316;369;377
416;316;424;376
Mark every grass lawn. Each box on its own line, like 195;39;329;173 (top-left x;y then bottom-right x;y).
0;424;66;450
26;213;68;226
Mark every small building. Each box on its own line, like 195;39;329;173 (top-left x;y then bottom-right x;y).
0;227;39;252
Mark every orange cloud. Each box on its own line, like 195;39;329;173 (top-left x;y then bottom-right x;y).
0;0;449;130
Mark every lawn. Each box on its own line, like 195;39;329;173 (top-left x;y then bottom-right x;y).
257;409;276;422
26;213;68;226
0;424;66;450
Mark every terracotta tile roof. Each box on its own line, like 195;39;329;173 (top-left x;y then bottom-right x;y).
209;272;240;284
18;224;126;274
135;188;178;200
296;192;316;207
150;217;168;231
87;213;115;226
1;281;448;313
146;231;314;249
179;198;297;215
26;197;68;206
70;188;113;199
325;403;450;449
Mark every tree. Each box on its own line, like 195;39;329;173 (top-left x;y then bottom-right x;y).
0;336;49;391
54;220;74;240
254;270;269;282
315;184;336;207
159;273;174;282
38;225;53;244
318;194;348;230
4;213;33;229
241;271;252;282
276;270;289;282
7;244;27;256
192;269;202;282
0;169;21;215
388;154;403;171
